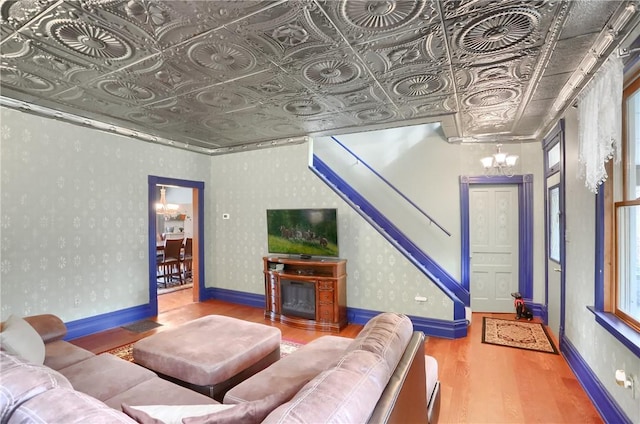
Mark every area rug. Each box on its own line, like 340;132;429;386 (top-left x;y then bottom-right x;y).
482;317;558;354
120;320;163;333
106;339;304;363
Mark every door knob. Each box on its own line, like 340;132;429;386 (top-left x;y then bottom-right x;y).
554;268;562;273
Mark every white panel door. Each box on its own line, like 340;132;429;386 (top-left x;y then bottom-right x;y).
470;185;519;312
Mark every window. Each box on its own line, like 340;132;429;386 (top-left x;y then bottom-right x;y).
607;74;640;331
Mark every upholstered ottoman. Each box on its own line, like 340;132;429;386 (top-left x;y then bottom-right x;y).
132;315;281;401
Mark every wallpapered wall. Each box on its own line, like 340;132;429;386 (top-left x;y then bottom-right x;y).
209;143;454;318
0;107;211;321
561;107;639;421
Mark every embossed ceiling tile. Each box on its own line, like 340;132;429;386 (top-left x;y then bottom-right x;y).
355;23;447;77
76;0;277;49
347;103;401;125
0;64;73;97
315;83;390;110
83;71;165;106
395;95;456;119
172;27;270;83
444;1;560;61
17;1;159;70
227;0;347;66
462;107;516;135
542;34;598;77
377;66;453;104
559;0;622;41
461;85;521;110
0;0;57;36
317;0;433;44
452;49;537;92
180;84;257;112
511;114;544;136
300;112;358;133
235;70;313;104
112;51;213;98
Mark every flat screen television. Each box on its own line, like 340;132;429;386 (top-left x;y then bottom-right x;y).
266;208;339;259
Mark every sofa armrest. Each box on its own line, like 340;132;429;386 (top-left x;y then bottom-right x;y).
368;331;428;424
23;314;67;343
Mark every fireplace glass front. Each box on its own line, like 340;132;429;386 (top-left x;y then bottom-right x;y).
280;280;315;320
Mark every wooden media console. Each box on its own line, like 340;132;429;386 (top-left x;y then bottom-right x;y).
263;256;347;332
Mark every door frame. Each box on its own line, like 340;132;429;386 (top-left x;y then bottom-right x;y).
542;120;566;334
148;175;205;315
460;175;534;306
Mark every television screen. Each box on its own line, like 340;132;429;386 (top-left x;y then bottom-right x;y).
266;208;339;258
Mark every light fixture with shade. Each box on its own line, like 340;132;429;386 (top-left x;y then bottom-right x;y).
481;144;519;177
156;186;179;218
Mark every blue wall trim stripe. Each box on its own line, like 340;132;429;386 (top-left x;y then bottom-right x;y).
65;304;153;340
311;155;468;321
561;335;630;424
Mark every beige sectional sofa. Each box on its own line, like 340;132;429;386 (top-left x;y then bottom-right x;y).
0;312;440;423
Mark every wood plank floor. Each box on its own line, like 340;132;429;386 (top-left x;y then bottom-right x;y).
71;289;603;423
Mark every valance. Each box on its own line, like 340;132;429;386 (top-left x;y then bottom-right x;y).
577;55;623;194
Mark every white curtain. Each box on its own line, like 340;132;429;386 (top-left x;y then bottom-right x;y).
577;55;623;194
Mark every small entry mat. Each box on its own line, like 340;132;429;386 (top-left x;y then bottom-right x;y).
121;320;162;333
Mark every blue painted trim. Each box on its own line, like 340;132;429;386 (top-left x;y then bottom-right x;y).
148;176;205;315
346;307;468;339
528;302;546;320
561;335;630;424
588;307;640;358
207;287;265;309
595;188;605;310
459;175;534;302
329;136;450;236
64;304;152;340
311;155;468;320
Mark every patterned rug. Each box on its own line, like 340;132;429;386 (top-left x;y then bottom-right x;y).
482;317;558;354
106;339;304;362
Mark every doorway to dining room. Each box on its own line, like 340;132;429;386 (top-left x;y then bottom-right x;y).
148;176;205;315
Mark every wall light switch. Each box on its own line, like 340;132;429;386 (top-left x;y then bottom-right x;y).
222;213;230;220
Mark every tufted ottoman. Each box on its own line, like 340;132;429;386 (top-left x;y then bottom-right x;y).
132;315;281;401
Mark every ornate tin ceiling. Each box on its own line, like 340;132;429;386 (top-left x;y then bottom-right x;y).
1;0;639;155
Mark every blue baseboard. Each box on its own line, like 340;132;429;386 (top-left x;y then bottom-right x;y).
561;335;630;424
205;287;264;309
65;304;153;340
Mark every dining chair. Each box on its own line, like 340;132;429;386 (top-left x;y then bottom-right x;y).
157;238;183;287
180;237;193;281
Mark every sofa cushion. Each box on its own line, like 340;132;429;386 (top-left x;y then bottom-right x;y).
262;349;391;424
58;353;156;401
0;351;73;422
183;392;292;424
223;335;352;405
23;314;67;343
43;339;95;371
0;315;46;365
121;403;235;424
346;312;413;373
7;388;136;423
104;377;218;410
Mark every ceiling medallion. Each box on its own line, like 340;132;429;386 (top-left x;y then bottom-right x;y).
283;100;323;116
188;42;255;72
98;80;154;101
272;23;309;47
464;87;518;107
303;59;360;85
458;8;540;54
0;67;54;91
341;0;424;32
49;20;132;60
355;107;396;122
393;74;443;97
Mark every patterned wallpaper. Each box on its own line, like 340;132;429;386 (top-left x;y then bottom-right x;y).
0;106;211;321
209;144;454;318
561;108;639;421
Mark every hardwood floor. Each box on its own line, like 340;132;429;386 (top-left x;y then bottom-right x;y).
71;292;602;423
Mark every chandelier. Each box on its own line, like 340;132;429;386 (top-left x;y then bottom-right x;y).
156;186;179;218
480;144;519;177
